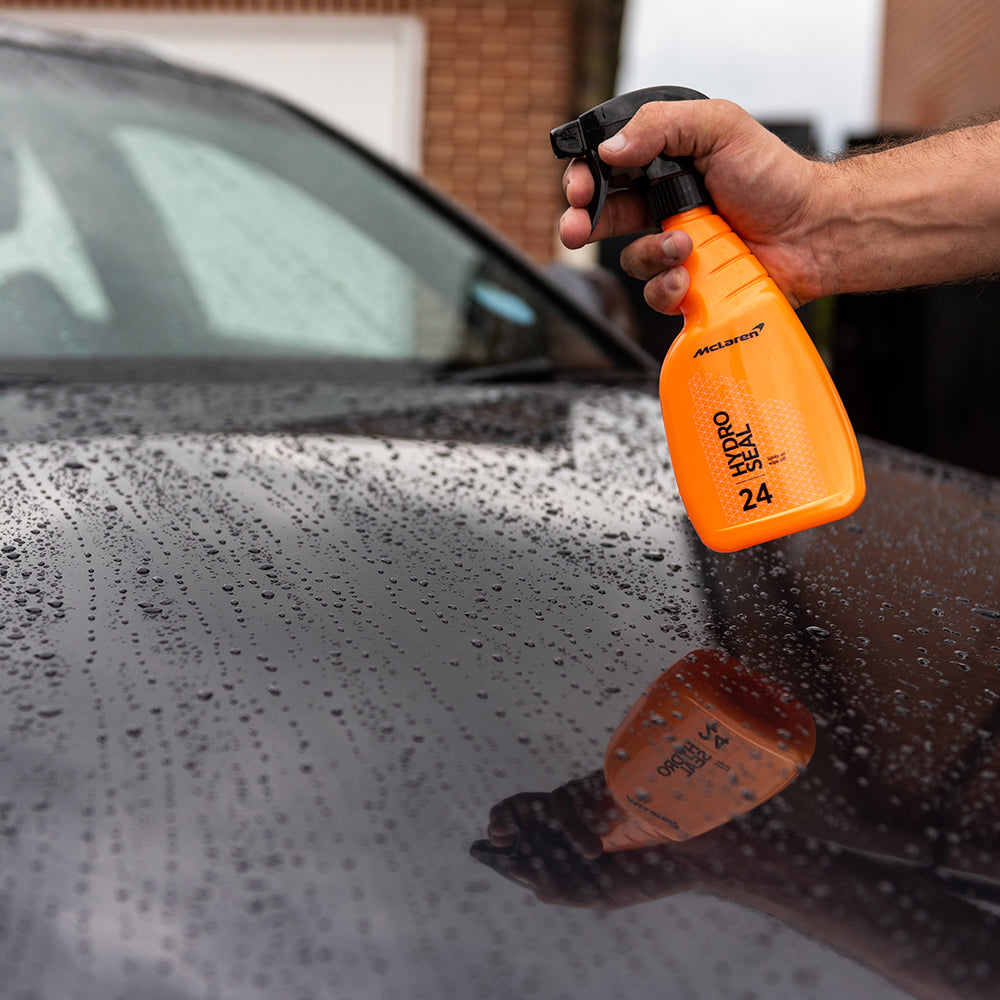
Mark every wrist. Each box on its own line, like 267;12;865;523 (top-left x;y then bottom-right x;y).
790;160;851;302
816;149;932;295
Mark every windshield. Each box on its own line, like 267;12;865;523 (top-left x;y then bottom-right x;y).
0;41;626;376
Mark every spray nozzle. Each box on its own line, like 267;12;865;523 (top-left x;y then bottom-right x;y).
550;86;713;234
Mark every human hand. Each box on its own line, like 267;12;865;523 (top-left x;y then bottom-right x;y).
471;772;707;909
559;98;832;313
484;770;613;860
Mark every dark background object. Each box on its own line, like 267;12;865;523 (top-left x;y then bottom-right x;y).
832;279;1000;476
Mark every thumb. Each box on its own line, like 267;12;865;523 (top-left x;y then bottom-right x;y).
596;98;751;169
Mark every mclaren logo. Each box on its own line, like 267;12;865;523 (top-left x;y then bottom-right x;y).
693;322;764;358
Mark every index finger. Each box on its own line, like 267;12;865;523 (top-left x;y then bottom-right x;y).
559;191;657;249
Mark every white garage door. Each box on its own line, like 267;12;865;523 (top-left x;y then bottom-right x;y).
0;11;426;168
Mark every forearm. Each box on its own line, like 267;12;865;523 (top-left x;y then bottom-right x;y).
610;824;998;998
707;840;999;1000
817;118;1000;296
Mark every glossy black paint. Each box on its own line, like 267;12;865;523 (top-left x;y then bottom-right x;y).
1;378;997;999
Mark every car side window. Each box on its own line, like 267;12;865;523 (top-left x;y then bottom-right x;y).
114;126;419;359
0;56;629;374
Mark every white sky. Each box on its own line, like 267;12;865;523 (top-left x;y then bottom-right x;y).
617;0;884;154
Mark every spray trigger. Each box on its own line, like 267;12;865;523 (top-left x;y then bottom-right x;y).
550;86;712;234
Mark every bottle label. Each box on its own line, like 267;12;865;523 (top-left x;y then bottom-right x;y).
606;690;802;841
689;372;826;524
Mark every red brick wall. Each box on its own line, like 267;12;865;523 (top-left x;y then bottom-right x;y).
420;2;573;263
8;0;575;262
880;0;1000;131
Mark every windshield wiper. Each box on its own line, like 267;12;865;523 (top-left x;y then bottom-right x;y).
0;372;63;387
435;358;556;384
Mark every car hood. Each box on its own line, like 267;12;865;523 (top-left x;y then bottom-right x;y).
2;380;998;999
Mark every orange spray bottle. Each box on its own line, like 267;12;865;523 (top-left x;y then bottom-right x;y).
599;649;816;850
551;87;865;552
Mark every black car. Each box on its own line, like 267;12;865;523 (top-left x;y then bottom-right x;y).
0;21;997;1000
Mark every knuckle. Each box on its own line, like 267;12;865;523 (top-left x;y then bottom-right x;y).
644;269;686;314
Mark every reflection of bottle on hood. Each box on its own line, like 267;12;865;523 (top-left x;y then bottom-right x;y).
601;649;816;851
